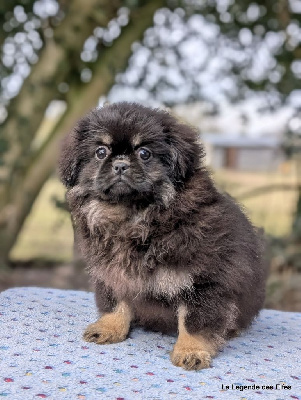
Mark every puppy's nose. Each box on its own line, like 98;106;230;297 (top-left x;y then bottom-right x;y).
112;160;130;175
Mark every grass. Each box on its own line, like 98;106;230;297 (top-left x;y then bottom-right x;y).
10;162;299;262
213;162;298;237
10;178;74;262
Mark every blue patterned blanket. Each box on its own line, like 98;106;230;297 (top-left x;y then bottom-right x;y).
0;287;300;399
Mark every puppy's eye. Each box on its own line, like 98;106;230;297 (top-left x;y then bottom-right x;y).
138;148;152;161
95;146;110;160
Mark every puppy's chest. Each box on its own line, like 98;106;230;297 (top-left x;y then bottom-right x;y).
82;199;150;239
92;246;193;300
81;200;193;299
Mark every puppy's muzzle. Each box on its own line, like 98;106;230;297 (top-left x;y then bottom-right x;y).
112;160;130;175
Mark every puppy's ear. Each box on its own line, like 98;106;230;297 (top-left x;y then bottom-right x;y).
58;128;82;188
163;122;201;183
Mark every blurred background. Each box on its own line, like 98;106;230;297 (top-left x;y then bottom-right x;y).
0;0;300;311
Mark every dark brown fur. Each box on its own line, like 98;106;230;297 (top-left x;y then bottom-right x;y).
59;102;266;370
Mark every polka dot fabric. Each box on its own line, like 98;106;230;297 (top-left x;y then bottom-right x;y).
0;287;300;399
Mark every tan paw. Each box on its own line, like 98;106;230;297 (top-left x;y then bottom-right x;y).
170;349;212;370
83;317;128;345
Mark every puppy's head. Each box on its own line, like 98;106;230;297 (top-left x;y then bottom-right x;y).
59;102;203;206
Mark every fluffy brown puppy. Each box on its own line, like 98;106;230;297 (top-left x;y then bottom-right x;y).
59;102;266;371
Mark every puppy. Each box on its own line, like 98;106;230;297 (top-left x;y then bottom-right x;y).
59;102;266;370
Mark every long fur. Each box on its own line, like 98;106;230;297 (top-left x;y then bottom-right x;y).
59;102;266;339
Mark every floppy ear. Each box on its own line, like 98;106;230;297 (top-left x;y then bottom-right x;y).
58;129;82;188
163;121;202;183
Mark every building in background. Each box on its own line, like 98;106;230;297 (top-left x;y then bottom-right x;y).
201;134;284;171
172;101;290;172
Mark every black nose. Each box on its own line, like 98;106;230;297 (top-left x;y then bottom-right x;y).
112;161;130;175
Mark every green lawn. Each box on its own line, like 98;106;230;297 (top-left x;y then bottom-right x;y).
10;164;298;262
213;164;298;237
10;177;74;262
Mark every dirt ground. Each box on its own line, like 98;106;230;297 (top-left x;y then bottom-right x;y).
1;261;301;313
0;262;93;293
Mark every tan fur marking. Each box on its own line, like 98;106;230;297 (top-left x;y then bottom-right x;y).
170;306;221;371
83;200;128;232
160;181;176;207
98;133;112;145
83;302;132;344
131;133;142;148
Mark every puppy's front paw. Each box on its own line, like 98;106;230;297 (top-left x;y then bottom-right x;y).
83;315;128;345
170;348;211;371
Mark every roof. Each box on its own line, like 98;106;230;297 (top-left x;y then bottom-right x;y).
201;133;281;148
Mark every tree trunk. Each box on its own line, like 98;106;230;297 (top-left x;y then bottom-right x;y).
0;0;165;267
0;0;120;206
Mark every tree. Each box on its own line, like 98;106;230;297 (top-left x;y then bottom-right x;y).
111;1;300;106
0;0;165;266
